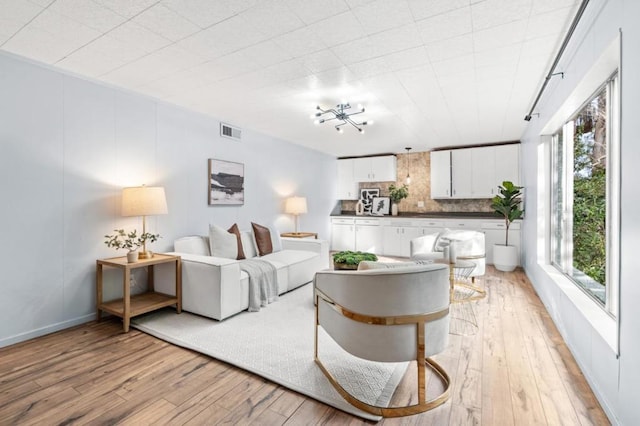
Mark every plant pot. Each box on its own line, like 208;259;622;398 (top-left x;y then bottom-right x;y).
493;244;518;272
334;263;359;270
126;251;139;263
391;203;398;216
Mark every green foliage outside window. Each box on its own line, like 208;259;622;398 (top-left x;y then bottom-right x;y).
572;91;607;286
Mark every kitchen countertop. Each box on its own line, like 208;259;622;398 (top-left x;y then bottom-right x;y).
331;211;500;219
332;211;501;219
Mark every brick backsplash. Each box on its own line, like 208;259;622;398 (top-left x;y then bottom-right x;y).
341;152;494;213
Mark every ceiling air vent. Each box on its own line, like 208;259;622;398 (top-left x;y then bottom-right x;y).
221;123;242;140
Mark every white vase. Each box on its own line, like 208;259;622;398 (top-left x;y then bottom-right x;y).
127;251;139;263
493;244;518;271
391;203;398;216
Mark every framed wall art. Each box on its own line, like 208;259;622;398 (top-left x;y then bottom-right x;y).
370;197;390;216
359;188;379;214
208;159;244;205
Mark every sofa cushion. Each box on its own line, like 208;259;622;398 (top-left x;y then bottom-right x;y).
174;236;210;256
262;249;317;266
252;222;273;256
209;224;238;259
227;223;246;260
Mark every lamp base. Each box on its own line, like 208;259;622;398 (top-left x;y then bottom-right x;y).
139;251;154;259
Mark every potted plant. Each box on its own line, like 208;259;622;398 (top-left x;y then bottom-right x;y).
490;181;524;272
388;183;409;216
332;251;378;270
104;229;160;263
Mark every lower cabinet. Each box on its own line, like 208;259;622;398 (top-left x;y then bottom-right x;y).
330;217;522;266
382;225;421;257
331;218;383;253
331;223;355;252
355;219;383;253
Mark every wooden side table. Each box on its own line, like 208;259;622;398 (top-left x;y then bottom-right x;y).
96;253;182;332
280;232;318;239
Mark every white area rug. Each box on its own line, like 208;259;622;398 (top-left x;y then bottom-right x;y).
131;284;407;421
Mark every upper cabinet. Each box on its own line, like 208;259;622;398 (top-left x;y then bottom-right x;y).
430;150;451;198
431;144;520;199
353;155;397;182
451;148;473;198
337;159;359;200
493;144;520;188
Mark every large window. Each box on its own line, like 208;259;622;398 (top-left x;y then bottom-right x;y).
550;73;619;315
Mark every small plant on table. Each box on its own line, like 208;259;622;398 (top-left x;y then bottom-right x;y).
332;251;378;270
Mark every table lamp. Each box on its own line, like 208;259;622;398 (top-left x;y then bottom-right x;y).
121;185;168;259
285;196;307;234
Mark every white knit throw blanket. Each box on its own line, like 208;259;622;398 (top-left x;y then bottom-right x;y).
239;259;279;312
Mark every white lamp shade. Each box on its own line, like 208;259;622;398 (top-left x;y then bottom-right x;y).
121;186;168;217
285;196;308;215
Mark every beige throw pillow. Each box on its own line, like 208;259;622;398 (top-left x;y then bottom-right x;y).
209;224;238;259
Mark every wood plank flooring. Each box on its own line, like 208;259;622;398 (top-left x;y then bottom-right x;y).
0;266;609;425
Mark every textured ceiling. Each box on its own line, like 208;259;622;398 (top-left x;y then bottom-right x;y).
0;0;579;157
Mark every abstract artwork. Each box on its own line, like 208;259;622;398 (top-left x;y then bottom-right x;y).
208;159;244;205
370;197;390;215
359;188;379;214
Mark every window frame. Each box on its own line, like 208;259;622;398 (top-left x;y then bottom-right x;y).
549;72;620;317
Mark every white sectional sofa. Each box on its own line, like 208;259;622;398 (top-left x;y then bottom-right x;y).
154;233;329;320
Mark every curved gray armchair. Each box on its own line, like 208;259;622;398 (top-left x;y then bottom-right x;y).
313;262;451;417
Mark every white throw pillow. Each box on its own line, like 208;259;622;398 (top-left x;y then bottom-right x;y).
208;224;238;259
433;228;451;252
270;226;282;252
241;231;258;258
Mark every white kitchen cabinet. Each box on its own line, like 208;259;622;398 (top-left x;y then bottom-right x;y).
481;220;521;265
470;144;520;198
353;155;397;182
451;149;473;198
337;159;358;200
382;223;421;257
355;218;383;252
470;146;496;198
331;218;355;251
493;144;520;187
431;144;520;199
430;151;451;199
418;220;445;237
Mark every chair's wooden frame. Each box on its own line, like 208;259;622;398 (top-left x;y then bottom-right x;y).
314;288;451;418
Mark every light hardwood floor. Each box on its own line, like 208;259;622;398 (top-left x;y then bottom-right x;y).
0;266;609;425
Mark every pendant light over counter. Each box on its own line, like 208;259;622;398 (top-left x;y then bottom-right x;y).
405;147;412;185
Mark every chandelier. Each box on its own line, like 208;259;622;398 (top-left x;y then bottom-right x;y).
312;103;372;134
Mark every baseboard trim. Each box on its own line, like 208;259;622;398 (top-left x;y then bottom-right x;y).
0;313;95;348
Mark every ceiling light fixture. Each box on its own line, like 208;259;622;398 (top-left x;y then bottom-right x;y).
312;103;372;134
405;147;412;184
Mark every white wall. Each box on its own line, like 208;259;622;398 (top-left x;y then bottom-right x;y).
521;0;639;424
0;52;336;347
